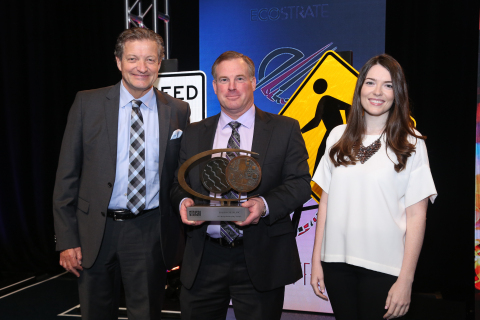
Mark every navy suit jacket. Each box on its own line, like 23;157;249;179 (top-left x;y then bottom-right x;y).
171;107;311;291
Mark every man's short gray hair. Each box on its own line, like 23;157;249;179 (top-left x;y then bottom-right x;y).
114;27;165;60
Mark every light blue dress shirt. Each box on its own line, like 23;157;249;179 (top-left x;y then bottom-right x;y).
108;82;160;210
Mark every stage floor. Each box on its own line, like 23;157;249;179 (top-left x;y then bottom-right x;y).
0;272;334;320
1;272;470;319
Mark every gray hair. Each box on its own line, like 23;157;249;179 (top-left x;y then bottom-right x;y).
114;27;164;60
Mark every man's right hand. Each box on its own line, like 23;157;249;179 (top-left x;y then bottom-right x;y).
60;247;83;277
180;198;205;226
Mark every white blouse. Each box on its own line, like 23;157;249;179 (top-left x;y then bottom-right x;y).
312;124;437;276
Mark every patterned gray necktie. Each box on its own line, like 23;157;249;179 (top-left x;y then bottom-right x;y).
220;121;242;243
127;100;146;214
226;121;241;160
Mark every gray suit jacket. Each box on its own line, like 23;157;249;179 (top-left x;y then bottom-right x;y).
171;107;311;291
53;82;190;269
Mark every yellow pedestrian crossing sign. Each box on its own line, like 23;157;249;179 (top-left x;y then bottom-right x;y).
279;51;359;202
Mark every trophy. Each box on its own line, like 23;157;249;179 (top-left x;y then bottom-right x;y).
178;149;262;221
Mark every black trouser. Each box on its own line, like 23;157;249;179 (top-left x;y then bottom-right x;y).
180;238;285;320
78;209;166;320
322;262;405;320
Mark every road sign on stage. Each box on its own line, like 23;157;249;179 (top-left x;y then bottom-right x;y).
155;71;207;123
279;51;359;202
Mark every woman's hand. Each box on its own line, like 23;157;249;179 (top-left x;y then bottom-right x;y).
310;260;329;301
310;191;329;301
383;278;412;319
383;198;428;319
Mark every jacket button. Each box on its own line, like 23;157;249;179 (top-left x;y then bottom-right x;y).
107;182;112;188
101;212;106;217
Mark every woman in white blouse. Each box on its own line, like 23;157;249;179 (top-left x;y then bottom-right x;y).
310;54;437;320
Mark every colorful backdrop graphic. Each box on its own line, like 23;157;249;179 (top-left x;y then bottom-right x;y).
200;0;386;117
475;18;480;291
476;102;480;290
199;0;386;312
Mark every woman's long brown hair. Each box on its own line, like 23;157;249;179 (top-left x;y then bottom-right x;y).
329;54;424;172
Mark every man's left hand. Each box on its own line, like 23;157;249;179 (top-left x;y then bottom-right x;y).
236;197;265;226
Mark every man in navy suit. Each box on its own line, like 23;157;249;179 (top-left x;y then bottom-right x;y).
171;51;311;320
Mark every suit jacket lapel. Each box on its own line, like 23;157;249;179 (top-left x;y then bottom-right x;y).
195;115;219;197
155;89;171;179
200;114;219;152
104;82;121;166
251;107;273;169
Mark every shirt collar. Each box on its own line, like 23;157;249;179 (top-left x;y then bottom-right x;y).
119;80;155;110
219;105;255;130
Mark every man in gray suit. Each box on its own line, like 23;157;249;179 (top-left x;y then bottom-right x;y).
53;28;190;320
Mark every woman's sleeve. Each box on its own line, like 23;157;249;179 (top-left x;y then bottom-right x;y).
312;133;334;194
404;138;438;207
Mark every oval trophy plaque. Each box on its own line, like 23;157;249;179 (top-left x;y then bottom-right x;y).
177;148;261;221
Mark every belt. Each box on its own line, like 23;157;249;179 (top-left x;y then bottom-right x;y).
206;235;244;248
106;207;157;221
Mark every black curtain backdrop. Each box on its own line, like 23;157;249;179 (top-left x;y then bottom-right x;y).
0;0;477;305
385;1;478;300
0;0;198;275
